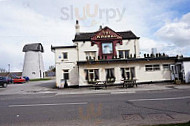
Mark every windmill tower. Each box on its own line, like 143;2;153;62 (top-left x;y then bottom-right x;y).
22;43;45;79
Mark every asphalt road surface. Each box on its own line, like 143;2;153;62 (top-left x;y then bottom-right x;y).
0;85;190;126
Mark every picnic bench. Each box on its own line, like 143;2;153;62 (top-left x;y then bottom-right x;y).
88;80;114;90
121;79;137;88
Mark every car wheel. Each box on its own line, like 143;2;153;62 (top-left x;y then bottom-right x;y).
2;83;7;88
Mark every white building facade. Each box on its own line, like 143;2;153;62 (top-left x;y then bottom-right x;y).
52;21;190;88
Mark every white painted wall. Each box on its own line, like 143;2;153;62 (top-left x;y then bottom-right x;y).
116;39;140;58
78;60;174;86
22;51;45;79
75;41;99;61
74;39;140;61
54;47;78;88
183;61;190;83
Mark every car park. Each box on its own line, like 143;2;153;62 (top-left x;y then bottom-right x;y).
0;76;8;88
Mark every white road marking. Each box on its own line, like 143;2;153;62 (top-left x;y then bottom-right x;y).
8;102;88;107
128;96;190;102
111;91;136;94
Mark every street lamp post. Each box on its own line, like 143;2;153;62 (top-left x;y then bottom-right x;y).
8;64;10;73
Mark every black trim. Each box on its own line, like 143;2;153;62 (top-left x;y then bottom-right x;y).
51;45;77;50
77;57;177;65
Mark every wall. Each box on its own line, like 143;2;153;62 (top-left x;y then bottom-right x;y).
22;51;45;79
183;61;190;83
76;41;99;61
54;47;78;88
75;39;140;61
78;60;174;86
116;39;140;58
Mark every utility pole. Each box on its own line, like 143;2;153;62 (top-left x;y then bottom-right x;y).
8;64;10;73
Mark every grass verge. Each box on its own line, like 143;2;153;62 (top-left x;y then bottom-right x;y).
29;78;52;81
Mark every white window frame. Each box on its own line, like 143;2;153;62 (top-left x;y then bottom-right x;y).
85;51;96;59
118;50;130;58
121;67;135;80
63;69;69;80
163;64;170;71
145;64;160;71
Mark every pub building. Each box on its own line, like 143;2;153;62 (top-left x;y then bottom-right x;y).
51;20;190;88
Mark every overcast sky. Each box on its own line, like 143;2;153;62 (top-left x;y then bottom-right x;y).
0;0;190;72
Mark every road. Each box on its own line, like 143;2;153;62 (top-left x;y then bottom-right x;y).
0;84;190;126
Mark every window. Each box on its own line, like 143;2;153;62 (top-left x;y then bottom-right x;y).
163;64;170;70
118;50;129;58
153;65;160;71
84;69;99;82
63;70;69;80
85;51;96;60
63;52;68;59
105;68;115;82
121;67;135;80
145;65;160;71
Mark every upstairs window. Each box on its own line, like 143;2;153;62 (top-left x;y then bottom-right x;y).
63;52;68;59
145;64;160;71
85;51;96;60
118;50;129;58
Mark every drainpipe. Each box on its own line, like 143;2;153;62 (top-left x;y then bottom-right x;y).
76;42;80;85
134;40;137;58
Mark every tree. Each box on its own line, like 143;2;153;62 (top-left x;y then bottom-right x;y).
0;68;7;73
48;65;55;72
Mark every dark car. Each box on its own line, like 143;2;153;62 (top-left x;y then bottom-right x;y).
0;76;8;88
23;76;30;82
5;76;13;84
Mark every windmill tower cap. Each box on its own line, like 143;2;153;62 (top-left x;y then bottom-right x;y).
23;43;44;52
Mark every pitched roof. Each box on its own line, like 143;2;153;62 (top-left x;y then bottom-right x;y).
23;43;44;52
73;31;140;42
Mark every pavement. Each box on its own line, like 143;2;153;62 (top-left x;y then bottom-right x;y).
0;79;190;95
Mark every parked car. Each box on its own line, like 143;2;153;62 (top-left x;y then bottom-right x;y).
13;77;26;83
23;76;30;82
0;76;8;88
5;76;13;84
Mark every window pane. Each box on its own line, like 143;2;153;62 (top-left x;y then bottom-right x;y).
153;65;160;71
63;53;68;59
63;73;69;80
84;70;89;80
125;50;129;58
130;67;135;78
163;64;170;70
119;51;123;58
89;70;93;73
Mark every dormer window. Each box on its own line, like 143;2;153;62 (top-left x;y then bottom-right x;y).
85;51;96;60
118;50;129;58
